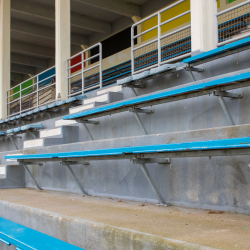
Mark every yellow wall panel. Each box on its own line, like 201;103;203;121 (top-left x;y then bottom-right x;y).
143;0;190;41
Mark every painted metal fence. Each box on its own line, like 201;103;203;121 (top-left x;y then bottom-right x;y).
67;43;102;98
7;67;56;118
131;0;191;75
216;0;250;46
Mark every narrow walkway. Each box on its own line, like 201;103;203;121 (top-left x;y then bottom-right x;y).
0;188;249;250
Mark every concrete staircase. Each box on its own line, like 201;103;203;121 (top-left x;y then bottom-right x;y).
55;85;123;127
23;85;124;148
23;126;79;149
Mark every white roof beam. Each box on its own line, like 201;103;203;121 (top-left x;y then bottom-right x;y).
11;53;48;68
73;0;141;18
11;19;88;45
11;40;55;58
11;0;111;34
11;63;36;75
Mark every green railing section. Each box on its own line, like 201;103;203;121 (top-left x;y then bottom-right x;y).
12;79;34;100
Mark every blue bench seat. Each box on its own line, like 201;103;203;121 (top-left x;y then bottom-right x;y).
183;37;250;64
6;123;43;135
0;131;6;137
64;71;250;121
5;137;250;161
0;217;84;250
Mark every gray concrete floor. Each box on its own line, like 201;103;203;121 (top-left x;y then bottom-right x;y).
0;188;249;250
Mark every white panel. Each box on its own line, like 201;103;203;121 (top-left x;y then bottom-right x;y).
69;103;94;114
97;85;122;95
55;119;77;127
83;94;108;105
24;139;44;149
40;127;62;138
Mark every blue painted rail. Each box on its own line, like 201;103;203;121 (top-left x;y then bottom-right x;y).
0;217;84;250
5;137;250;161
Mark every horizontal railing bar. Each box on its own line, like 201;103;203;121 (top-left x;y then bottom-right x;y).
132;13;158;28
133;64;158;75
82;64;100;73
133;38;158;51
133;26;158;39
68;71;82;79
160;24;191;40
217;0;250;16
36;66;55;77
38;82;56;92
7;98;20;105
68;90;83;97
217;33;250;46
160;10;190;27
67;43;101;61
160;52;191;64
38;74;55;86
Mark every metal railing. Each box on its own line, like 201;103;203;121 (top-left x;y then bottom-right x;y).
67;43;102;98
7;66;56;118
215;0;250;46
131;0;191;75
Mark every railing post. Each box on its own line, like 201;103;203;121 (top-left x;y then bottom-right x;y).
36;75;39;108
81;51;84;95
158;12;161;67
99;43;102;89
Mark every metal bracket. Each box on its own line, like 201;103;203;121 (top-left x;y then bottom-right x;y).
217;96;235;126
133;158;171;165
213;90;243;99
62;162;88;196
184;65;205;72
80;119;99;124
61;160;90;165
138;163;167;205
129;108;154;114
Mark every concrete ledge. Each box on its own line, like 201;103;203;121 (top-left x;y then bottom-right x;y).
0;200;218;250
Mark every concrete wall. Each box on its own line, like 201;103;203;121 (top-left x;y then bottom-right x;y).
0;49;250;213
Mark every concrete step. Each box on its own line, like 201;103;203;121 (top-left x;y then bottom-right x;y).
24;126;79;149
97;85;122;95
83;92;123;105
69;101;105;115
55;119;77;127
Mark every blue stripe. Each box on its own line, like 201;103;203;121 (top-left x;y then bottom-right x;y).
5;137;250;160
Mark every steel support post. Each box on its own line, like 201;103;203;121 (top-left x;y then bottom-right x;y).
82;122;94;141
133;112;148;135
140;163;166;205
64;163;88;195
9;135;42;190
217;95;235;125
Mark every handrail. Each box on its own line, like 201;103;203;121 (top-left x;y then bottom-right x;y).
67;43;102;98
6;66;56;117
215;0;250;47
131;0;191;75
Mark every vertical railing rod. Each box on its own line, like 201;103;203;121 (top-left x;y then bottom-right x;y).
131;25;135;75
99;43;103;89
36;76;39;108
214;0;219;47
81;51;84;95
158;12;161;67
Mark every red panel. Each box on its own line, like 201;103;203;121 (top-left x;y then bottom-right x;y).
70;53;86;74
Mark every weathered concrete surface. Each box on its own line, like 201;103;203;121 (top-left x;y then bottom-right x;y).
1;124;250;214
0;191;229;250
0;165;25;189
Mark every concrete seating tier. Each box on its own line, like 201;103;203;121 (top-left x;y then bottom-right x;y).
63;71;250;121
6;137;250;161
0;95;86;125
0;217;84;250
